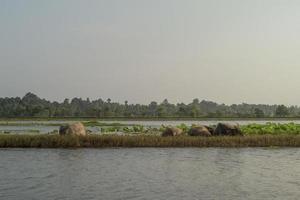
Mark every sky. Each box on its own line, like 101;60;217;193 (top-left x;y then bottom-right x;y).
1;0;300;105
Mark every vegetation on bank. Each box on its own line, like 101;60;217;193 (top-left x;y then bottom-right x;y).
82;121;136;127
1;134;300;148
2;120;300;136
2;122;300;147
0;92;297;118
97;123;300;135
241;123;300;135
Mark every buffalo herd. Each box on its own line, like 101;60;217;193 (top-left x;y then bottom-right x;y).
162;123;242;137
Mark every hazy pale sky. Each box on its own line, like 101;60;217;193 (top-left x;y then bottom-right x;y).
1;0;300;105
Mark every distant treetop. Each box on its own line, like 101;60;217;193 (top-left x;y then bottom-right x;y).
0;93;297;118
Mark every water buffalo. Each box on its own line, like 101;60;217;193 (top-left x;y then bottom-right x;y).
188;126;212;137
161;127;183;137
213;123;242;136
59;122;87;136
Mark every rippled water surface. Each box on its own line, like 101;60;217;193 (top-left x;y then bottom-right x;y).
0;148;300;200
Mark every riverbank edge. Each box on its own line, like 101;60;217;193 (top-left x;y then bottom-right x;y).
1;135;300;148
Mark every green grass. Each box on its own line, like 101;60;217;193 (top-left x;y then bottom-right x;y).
106;123;300;135
3;119;300;136
1;134;300;148
241;123;300;135
82;121;137;127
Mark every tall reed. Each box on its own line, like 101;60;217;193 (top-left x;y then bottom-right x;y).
1;134;300;148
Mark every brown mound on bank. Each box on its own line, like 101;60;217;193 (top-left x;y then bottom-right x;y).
59;122;87;136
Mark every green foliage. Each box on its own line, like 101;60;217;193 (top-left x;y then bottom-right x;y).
83;121;134;127
1;93;300;118
275;105;289;117
104;123;300;136
254;108;264;118
123;125;147;133
100;126;122;132
176;123;189;133
241;123;300;135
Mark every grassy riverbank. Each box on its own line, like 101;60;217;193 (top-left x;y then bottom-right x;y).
1;134;300;148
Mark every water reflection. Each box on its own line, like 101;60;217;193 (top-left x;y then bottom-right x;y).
0;148;300;200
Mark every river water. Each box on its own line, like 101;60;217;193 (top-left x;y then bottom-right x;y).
0;148;299;200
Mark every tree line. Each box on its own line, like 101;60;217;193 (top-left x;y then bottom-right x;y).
0;92;296;118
